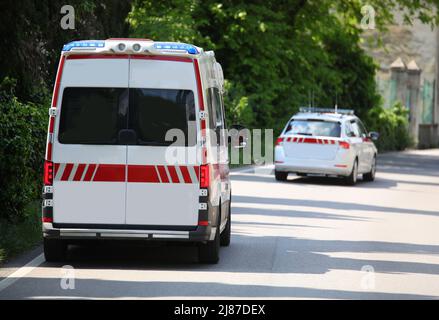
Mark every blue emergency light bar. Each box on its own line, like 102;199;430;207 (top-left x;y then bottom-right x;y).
153;42;198;54
62;41;105;51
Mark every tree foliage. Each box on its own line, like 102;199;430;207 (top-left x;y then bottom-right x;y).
0;78;47;221
128;0;436;133
0;0;131;103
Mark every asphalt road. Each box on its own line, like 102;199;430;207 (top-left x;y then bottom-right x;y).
1;149;439;299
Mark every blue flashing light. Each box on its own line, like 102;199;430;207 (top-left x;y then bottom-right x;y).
153;42;198;54
62;41;105;51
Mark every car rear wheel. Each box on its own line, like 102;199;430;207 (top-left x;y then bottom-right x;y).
198;212;220;264
363;156;376;182
275;170;288;181
44;238;67;262
345;159;358;186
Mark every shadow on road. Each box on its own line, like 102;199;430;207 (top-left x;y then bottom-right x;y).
233;195;439;218
2;276;435;299
4;232;439;299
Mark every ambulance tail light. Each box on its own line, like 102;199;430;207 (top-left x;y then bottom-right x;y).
200;164;210;188
339;141;350;150
44;161;54;185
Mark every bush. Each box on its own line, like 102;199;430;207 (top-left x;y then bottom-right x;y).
0;201;42;265
366;101;412;152
0;77;48;222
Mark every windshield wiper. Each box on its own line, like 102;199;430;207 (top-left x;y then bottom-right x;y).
295;132;313;136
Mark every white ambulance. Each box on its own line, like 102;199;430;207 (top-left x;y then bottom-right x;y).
42;39;233;264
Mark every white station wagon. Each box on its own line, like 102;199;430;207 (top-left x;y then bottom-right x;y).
274;108;379;185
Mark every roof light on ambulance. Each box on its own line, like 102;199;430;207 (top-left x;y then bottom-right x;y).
153;42;199;54
62;40;105;51
117;43;126;51
132;43;141;52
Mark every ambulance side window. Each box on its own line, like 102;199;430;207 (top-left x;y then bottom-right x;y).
212;88;224;130
206;88;216;130
207;87;224;144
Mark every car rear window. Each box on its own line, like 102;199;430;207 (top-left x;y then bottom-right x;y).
285;119;341;137
58;87;196;146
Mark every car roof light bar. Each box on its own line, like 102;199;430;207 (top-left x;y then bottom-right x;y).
299;107;354;115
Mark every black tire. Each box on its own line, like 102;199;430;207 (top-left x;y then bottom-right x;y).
44;238;67;262
275;170;288;181
363;156;376;182
345;159;358;186
220;201;231;247
198;211;220;264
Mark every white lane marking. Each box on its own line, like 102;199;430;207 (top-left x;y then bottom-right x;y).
230;165;272;175
0;254;45;293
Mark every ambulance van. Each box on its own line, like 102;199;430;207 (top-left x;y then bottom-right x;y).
42;39;233;264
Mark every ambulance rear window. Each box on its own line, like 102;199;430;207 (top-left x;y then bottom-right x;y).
58;87;196;146
58;87;126;144
129;88;196;146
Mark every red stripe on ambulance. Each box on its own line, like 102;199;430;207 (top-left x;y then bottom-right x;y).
128;165;160;183
53;163;199;184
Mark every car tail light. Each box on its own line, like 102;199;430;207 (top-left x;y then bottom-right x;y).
275;137;284;146
44;161;54;185
339;141;350;149
200;164;210;188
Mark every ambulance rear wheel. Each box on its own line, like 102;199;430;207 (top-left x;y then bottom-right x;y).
44;238;67;262
198;213;220;264
220;201;231;247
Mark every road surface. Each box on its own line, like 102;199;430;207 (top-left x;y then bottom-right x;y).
1;149;439;299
